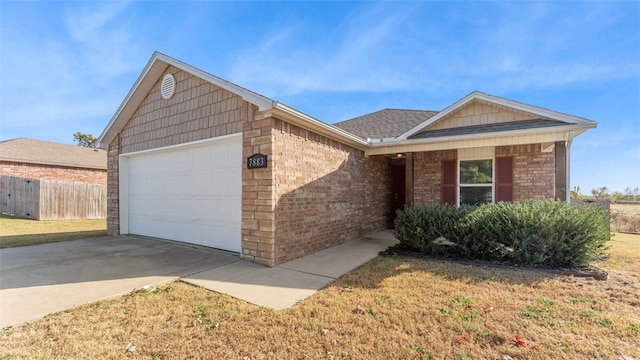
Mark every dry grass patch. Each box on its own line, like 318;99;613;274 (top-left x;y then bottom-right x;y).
596;232;640;274
610;203;640;233
1;235;639;359
0;214;107;248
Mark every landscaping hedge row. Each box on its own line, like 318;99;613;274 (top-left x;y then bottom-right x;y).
393;200;610;268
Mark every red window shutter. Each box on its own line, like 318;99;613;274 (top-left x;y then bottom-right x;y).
441;159;456;205
495;156;514;202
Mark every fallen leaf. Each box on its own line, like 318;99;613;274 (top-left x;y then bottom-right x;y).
502;356;514;360
354;304;366;314
531;344;538;350
512;336;525;347
457;337;466;344
321;328;329;335
125;343;136;352
331;339;339;346
481;306;494;313
2;326;13;331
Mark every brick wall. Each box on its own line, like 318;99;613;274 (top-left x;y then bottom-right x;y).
412;145;556;204
412;150;457;205
270;119;390;265
496;144;555;200
0;161;106;185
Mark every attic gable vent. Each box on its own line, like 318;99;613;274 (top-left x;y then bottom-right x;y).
160;74;175;99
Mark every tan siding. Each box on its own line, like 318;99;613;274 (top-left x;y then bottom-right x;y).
119;66;243;154
427;99;551;131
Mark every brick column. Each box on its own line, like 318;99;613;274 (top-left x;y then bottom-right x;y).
106;135;120;235
241;102;276;266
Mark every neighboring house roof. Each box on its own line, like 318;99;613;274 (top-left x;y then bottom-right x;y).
334;109;438;140
0;138;107;170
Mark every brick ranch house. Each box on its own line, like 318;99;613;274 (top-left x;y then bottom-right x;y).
0;138;106;185
98;52;596;267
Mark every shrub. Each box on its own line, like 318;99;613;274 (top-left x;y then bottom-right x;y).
393;204;467;255
394;200;610;268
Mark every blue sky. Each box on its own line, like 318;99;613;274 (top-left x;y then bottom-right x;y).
1;1;638;193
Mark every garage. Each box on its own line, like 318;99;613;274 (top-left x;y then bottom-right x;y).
119;134;242;252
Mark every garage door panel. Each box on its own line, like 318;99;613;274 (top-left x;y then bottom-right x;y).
124;136;242;252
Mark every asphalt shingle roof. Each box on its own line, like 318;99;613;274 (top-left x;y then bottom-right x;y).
333;109;438;140
409;119;569;139
0;138;107;170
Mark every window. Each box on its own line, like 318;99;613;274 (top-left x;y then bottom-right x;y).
441;148;513;206
459;159;493;205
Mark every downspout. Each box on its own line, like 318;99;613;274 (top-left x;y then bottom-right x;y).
565;131;574;203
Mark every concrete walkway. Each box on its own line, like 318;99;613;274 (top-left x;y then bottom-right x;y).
182;230;398;309
0;230;397;327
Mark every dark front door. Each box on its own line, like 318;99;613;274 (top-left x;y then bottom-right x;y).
390;161;406;227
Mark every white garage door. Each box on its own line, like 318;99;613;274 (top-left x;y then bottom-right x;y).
121;135;241;252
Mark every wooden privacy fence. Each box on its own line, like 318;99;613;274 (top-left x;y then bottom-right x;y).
0;176;106;220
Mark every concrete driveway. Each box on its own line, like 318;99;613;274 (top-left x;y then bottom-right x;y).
0;235;239;328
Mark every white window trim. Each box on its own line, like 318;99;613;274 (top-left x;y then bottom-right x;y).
457;147;495;206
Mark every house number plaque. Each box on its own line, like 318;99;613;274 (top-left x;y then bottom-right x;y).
247;153;268;169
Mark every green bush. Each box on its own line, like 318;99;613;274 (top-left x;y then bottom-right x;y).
394;200;610;267
393;204;467;255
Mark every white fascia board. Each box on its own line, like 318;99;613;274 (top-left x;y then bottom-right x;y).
398;91;597;140
270;102;369;150
365;124;594;156
473;92;596;126
98;53;168;149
